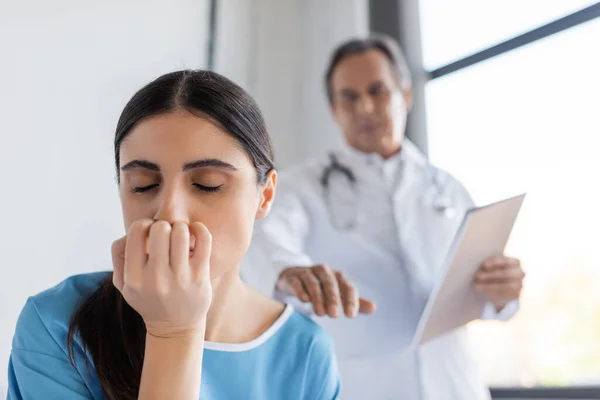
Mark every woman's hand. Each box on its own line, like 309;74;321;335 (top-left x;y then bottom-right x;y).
112;219;213;338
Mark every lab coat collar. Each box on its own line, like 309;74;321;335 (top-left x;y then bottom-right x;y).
338;138;427;173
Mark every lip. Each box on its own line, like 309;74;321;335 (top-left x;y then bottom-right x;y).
358;122;379;134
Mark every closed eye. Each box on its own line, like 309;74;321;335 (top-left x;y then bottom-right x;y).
193;183;223;193
130;183;222;194
132;184;159;193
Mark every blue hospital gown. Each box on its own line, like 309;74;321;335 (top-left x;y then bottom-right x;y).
7;272;340;399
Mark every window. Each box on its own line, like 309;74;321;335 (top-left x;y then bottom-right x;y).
419;0;598;70
424;13;600;389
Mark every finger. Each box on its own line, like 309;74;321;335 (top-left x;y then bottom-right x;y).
474;282;522;301
358;297;377;314
148;221;172;269
312;265;342;317
336;272;359;317
189;222;212;281
124;219;153;287
285;275;310;303
475;266;524;284
111;236;127;292
301;272;326;316
170;222;190;278
481;256;519;271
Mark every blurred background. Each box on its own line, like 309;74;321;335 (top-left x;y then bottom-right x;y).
1;0;599;398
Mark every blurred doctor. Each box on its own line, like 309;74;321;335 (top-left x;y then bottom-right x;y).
242;35;525;400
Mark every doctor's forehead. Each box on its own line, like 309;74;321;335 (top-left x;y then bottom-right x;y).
331;49;398;89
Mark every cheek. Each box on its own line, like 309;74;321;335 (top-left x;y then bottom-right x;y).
198;188;259;278
337;109;357;131
119;191;153;230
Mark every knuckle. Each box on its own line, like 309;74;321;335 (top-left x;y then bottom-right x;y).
346;285;358;296
290;280;303;292
307;282;320;293
314;264;329;274
279;268;293;279
297;268;311;278
150;277;170;296
131;218;152;232
111;240;120;251
306;273;320;285
324;282;339;295
172;221;189;235
152;220;172;235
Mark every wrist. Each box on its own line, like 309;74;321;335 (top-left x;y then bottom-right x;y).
145;320;207;340
144;325;206;362
493;301;507;313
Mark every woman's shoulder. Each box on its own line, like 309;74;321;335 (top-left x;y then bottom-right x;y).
266;305;338;369
9;273;111;397
282;307;335;349
13;271;111;349
29;271;110;321
277;307;341;398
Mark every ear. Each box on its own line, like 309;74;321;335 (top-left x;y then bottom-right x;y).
402;86;413;112
256;169;277;220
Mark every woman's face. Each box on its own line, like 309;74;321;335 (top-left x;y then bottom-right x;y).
118;111;275;279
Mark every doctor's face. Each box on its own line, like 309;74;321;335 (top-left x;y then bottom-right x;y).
118;111;276;280
330;49;412;158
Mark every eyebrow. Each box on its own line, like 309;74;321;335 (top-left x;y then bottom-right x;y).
120;158;238;172
120;160;160;172
183;159;238;172
340;88;359;96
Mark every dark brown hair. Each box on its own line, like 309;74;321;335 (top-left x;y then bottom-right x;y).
67;70;275;399
324;33;412;104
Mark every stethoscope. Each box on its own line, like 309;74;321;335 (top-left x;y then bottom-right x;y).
320;152;456;230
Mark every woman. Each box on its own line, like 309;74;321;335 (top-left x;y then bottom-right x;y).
7;70;340;400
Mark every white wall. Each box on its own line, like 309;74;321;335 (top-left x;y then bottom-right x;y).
0;0;210;391
0;0;370;392
215;0;370;168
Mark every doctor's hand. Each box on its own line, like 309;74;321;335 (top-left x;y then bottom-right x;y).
473;255;525;312
276;265;377;318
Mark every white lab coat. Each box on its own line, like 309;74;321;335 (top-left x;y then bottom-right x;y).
242;140;518;400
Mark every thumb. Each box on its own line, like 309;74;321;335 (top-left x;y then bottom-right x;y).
111;236;127;292
189;222;213;280
358;297;377;314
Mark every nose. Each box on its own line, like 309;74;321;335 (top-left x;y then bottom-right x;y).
356;95;375;116
153;182;189;224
